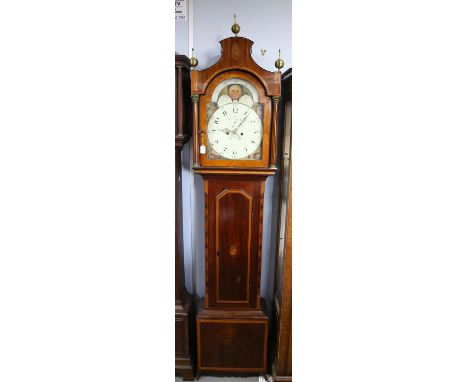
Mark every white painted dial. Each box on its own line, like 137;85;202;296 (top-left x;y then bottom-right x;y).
207;102;262;160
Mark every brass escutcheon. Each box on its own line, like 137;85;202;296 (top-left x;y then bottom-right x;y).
229;245;238;257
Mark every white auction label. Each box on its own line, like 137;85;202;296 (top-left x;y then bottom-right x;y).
175;0;186;21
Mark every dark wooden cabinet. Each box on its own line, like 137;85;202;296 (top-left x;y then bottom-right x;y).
272;68;292;382
175;54;196;380
176;55;192;142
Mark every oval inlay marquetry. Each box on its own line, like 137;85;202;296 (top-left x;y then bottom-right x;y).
229;245;238;257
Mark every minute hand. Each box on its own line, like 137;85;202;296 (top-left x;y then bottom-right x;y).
233;115;249;133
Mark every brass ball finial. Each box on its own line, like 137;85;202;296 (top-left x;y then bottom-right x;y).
275;49;284;70
189;48;198;68
231;14;240;36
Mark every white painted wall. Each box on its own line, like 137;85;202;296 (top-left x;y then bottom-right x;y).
192;0;291;72
176;0;292;70
180;142;193;293
176;0;290;313
175;2;189;55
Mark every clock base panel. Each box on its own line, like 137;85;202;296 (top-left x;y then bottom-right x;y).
196;299;268;374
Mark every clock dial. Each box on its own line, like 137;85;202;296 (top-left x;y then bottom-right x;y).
198;69;274;167
207;102;262;160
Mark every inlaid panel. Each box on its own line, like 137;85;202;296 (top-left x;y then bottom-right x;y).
216;190;252;303
198;319;267;371
205;176;265;309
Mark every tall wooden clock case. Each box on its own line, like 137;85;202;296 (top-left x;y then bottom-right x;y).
190;20;283;375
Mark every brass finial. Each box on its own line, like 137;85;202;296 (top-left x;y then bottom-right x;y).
275;49;284;70
231;14;240;36
189;48;198;68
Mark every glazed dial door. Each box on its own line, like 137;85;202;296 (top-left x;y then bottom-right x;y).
207;103;262;160
203;77;267;163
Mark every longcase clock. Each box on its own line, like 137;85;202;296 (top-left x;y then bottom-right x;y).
190;19;283;375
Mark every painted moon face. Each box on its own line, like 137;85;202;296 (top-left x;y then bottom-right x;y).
227;84;242;100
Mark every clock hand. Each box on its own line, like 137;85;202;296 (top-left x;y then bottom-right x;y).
218;127;231;135
233;115;249;133
229;115;247;134
230;116;244;131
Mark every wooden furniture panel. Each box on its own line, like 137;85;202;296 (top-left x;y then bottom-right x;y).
272;68;292;382
205;176;265;310
197;298;269;373
175;54;195;380
198;319;267;371
176;55;192;141
216;190;251;302
175;316;187;355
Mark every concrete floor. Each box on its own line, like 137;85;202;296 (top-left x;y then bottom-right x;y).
175;376;266;382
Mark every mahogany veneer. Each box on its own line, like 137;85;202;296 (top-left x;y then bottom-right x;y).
197;299;268;373
191;32;282;378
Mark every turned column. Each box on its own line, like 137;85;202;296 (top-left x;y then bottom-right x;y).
191;94;200;166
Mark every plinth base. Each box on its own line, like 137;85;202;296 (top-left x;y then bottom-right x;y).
196;299;268;375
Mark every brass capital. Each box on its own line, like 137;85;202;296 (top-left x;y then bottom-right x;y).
191;94;199;103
